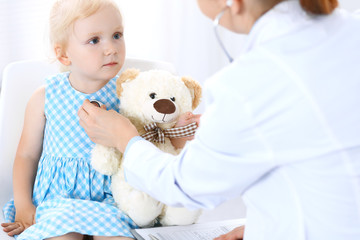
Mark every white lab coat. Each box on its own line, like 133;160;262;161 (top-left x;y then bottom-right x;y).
124;1;360;239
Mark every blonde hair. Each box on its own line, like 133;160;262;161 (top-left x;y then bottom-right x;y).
49;0;121;70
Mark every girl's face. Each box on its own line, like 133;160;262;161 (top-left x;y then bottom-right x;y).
65;5;125;85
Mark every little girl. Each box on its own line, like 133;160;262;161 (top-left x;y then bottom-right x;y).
1;0;197;239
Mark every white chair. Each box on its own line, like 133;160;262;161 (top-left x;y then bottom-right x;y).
0;58;176;239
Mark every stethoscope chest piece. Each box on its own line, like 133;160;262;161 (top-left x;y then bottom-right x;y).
90;100;104;108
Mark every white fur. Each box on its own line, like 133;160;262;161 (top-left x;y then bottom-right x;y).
91;144;121;175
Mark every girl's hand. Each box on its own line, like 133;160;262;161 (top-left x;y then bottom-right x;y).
170;112;201;149
214;226;245;240
1;204;36;236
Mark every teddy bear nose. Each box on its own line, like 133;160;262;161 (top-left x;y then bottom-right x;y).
153;99;176;114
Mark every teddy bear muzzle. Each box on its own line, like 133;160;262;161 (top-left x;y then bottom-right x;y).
153;99;176;114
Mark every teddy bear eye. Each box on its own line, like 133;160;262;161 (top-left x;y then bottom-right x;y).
170;97;176;102
149;93;157;99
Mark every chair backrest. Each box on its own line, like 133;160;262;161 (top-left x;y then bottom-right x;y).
0;58;176;208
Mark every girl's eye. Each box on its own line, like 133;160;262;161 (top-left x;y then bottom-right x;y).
149;93;156;99
113;32;123;40
89;37;100;45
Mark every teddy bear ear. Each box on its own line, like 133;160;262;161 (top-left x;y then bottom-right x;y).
181;76;202;110
116;68;140;97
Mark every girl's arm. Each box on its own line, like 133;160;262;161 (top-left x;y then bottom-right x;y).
2;86;46;236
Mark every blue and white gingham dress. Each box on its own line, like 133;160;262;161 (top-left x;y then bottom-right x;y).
3;72;137;239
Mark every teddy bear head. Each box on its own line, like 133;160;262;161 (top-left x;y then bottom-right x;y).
116;69;201;129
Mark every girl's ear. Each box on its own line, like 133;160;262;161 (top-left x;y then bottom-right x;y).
55;44;71;66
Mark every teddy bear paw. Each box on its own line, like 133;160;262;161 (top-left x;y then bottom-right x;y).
122;192;164;227
160;206;202;226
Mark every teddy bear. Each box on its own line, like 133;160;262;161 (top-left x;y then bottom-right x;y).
91;68;202;227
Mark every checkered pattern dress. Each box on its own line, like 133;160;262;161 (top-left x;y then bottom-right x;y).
3;72;137;239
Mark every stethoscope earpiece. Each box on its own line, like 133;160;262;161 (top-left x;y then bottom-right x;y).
226;0;233;7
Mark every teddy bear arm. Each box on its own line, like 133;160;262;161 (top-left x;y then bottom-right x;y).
91;144;122;175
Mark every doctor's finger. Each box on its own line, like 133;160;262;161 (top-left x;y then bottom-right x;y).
191;114;202;126
214;226;244;240
78;112;91;131
81;98;102;115
78;103;90;120
78;103;100;127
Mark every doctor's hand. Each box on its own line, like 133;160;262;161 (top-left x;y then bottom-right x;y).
78;99;139;153
214;225;245;240
170;112;201;149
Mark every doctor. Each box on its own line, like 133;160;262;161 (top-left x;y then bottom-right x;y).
78;0;360;239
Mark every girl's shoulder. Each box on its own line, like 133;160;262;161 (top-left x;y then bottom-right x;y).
45;72;70;97
27;85;46;113
45;72;68;86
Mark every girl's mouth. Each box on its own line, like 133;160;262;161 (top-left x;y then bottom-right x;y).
103;62;117;67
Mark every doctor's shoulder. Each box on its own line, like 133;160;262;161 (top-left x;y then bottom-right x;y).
206;51;288;98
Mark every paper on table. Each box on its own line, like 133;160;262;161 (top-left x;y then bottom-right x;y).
131;218;246;240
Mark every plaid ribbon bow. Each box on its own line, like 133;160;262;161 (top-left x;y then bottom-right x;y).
141;122;197;144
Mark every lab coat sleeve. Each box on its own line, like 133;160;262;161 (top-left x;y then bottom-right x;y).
123;69;277;209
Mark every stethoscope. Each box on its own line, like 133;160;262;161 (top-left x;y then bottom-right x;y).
90;99;103;107
213;0;234;63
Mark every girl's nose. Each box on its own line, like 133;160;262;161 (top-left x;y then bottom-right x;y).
104;43;117;56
